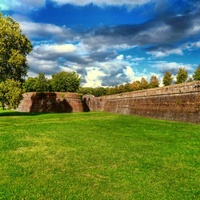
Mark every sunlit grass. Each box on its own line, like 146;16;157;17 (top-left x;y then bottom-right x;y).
0;111;199;199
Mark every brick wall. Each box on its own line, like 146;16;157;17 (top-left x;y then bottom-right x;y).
84;82;200;123
17;92;90;113
18;82;200;123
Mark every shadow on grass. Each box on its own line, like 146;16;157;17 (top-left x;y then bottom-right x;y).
0;110;52;117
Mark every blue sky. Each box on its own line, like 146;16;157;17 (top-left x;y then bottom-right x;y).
1;0;200;87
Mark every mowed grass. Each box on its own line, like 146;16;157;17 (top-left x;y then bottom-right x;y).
0;111;199;199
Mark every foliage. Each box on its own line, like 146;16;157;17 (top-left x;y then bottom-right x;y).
140;77;149;89
149;75;159;88
24;77;37;92
35;73;50;92
193;65;200;81
51;71;81;92
91;87;108;97
131;81;141;91
0;79;22;109
176;68;188;84
78;87;94;95
0;112;199;199
24;73;50;92
0;13;32;83
163;71;173;86
124;83;133;92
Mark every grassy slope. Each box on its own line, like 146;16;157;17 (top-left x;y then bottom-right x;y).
0;111;199;199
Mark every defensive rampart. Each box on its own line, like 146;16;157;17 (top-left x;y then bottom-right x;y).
17;92;89;113
18;82;200;123
84;82;200;123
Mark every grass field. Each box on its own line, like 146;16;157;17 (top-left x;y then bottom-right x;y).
0;110;199;199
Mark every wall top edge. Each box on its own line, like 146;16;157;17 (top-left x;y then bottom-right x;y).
83;81;200;100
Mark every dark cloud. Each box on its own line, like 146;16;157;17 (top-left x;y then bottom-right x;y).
82;12;200;49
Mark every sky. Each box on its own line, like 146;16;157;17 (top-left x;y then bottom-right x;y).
1;0;200;87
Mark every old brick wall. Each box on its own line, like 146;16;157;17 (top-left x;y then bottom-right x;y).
17;92;90;113
84;82;200;123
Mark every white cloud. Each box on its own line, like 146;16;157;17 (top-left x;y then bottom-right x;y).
51;0;152;7
19;21;75;42
151;61;194;74
84;68;105;87
117;54;124;60
34;43;77;54
123;66;135;81
148;48;183;58
27;56;59;75
0;0;46;11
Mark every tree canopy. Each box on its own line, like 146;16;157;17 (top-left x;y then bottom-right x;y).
0;13;32;83
24;73;50;92
24;71;81;93
163;71;173;86
176;68;188;84
149;75;159;88
0;79;23;109
193;65;200;81
51;71;81;92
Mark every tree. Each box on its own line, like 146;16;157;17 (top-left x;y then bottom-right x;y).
193;65;200;81
124;83;133;92
24;77;37;92
0;79;22;109
24;73;50;92
149;75;159;88
35;73;49;92
78;87;94;95
140;77;149;89
93;87;108;97
163;71;173;86
51;71;81;92
131;81;140;91
176;68;188;84
0;13;32;83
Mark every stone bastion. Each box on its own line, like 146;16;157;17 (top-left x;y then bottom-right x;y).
17;92;89;113
17;81;200;123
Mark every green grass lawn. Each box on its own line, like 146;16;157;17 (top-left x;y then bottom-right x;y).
0;111;199;199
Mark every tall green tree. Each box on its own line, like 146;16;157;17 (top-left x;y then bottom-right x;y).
24;77;37;92
93;87;108;97
149;75;159;88
176;68;188;84
0;79;22;109
35;73;49;92
163;71;173;86
193;65;200;81
140;77;149;89
0;13;32;83
24;73;50;92
51;71;81;92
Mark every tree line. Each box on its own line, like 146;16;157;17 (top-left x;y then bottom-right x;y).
79;66;200;97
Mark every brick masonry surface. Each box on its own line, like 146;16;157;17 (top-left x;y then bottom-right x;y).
18;82;200;123
83;81;200;123
17;92;89;113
